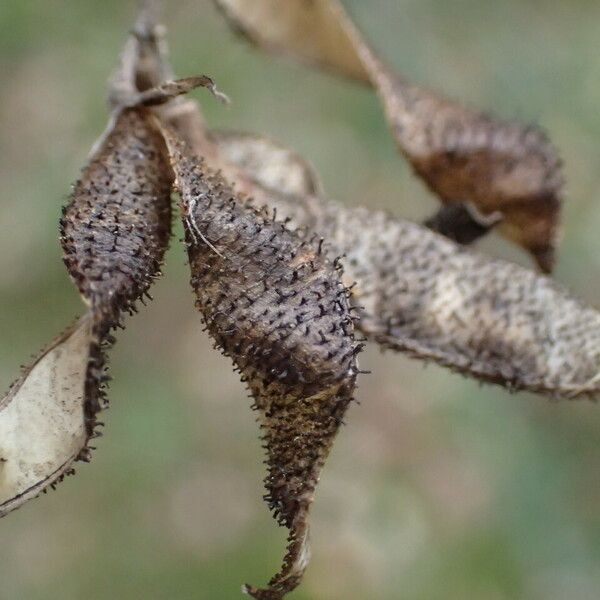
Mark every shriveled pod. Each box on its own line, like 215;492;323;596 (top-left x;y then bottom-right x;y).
211;131;600;400
161;126;360;599
213;0;564;272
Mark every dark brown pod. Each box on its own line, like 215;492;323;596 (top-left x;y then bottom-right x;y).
213;0;564;272
364;65;563;272
162;127;359;599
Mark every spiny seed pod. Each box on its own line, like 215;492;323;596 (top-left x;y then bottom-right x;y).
213;0;564;272
211;131;600;399
162;126;360;599
60;106;173;431
321;203;600;398
60;108;172;329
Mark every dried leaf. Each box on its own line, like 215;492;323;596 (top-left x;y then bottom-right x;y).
162;126;360;598
213;0;564;272
213;0;369;83
0;318;92;517
211;132;600;399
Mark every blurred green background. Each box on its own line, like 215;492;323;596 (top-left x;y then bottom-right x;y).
1;1;600;598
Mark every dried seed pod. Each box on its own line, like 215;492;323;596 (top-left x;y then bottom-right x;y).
162;127;359;599
350;52;564;273
213;0;370;83
213;0;564;272
0;318;92;517
60;105;174;424
211;131;600;399
210;130;322;198
61;108;172;328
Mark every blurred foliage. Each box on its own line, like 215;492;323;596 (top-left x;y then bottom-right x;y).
1;1;600;598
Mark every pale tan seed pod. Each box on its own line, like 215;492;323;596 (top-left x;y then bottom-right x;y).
211;131;600;400
161;126;360;599
213;0;564;272
0;318;92;517
214;0;370;83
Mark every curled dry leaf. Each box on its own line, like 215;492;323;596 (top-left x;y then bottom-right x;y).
211;131;600;399
213;0;564;272
162;127;360;599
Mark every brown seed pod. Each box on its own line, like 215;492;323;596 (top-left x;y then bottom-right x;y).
213;0;564;272
355;59;563;273
60;106;173;426
162;126;360;599
211;131;600;399
61;108;172;327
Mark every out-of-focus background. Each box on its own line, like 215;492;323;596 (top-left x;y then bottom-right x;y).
1;1;600;598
